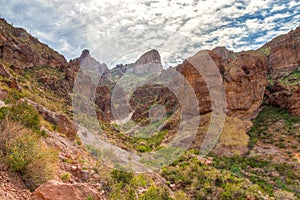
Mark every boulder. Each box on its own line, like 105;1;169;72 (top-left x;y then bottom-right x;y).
33;180;103;200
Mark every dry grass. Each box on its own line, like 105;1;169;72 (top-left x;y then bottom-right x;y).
0;119;58;190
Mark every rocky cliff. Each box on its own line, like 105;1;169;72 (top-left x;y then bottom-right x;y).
260;26;300;78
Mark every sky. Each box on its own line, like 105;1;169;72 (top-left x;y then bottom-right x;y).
0;0;299;68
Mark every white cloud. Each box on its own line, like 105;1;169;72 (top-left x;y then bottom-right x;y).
0;0;299;67
271;4;287;12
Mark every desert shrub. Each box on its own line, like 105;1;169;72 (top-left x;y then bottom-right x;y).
138;185;172;200
111;170;134;188
61;172;71;182
137;145;148;152
0;119;58;190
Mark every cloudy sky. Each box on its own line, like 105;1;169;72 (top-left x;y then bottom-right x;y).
0;0;299;67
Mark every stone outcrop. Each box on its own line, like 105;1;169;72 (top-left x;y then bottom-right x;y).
176;50;269;120
134;49;162;66
264;82;300;117
95;85;113;122
0;18;67;70
129;84;178;125
66;58;80;83
33;180;104;200
224;51;269;119
0;63;10;77
175;60;212;114
131;49;163;74
24;99;77;140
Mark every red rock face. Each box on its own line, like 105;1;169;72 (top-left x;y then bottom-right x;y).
264;27;300;78
175;51;269;120
0;19;67;70
129;84;179;125
224;51;269;119
66;58;80;83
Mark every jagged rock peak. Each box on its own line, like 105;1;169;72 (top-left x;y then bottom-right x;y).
79;49;90;60
134;49;162;66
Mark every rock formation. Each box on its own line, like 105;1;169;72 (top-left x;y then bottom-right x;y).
66;49;110;83
224;51;269;119
134;49;162;67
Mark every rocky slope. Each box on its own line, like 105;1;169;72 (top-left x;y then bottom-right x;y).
0;18;67;70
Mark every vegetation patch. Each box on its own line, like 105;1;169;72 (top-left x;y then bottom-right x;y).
248;105;300;149
0;119;58;191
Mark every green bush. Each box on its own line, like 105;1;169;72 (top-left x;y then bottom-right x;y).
111;170;134;188
61;172;71;182
138;185;172;200
137;145;148;152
